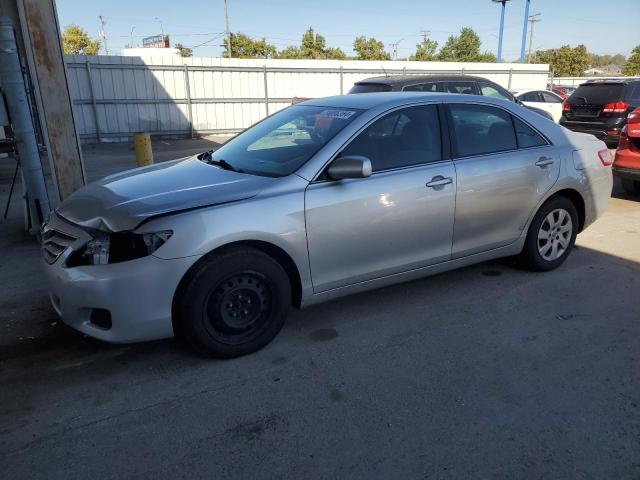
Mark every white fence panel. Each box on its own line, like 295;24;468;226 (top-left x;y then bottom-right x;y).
65;55;551;143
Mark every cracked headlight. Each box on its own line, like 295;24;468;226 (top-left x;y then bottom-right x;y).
69;230;173;266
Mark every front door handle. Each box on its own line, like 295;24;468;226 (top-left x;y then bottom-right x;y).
535;157;554;167
426;176;453;188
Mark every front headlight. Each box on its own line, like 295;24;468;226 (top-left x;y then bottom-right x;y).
68;230;173;266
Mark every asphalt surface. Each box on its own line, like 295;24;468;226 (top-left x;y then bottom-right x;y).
1;141;639;479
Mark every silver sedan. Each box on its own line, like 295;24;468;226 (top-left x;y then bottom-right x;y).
42;93;613;357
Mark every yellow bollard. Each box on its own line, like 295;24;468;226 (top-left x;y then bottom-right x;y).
133;132;153;167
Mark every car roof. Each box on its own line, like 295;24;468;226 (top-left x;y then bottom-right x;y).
580;79;640;86
298;91;505;110
353;74;494;86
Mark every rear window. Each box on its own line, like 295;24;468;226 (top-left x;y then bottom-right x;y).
569;84;624;105
349;83;393;94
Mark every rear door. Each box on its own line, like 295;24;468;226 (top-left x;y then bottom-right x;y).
563;83;625;120
540;91;563;122
446;102;560;257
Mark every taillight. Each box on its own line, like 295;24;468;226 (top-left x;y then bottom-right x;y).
598;148;613;166
562;102;571;112
602;101;630;115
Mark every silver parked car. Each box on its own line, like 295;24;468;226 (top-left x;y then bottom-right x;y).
42;93;613;357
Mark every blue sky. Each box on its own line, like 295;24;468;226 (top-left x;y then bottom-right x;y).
56;0;640;59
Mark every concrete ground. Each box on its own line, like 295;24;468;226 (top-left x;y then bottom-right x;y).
1;139;639;479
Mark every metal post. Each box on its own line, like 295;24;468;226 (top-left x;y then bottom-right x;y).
183;64;193;138
508;68;513;89
339;66;344;94
497;0;506;62
224;0;231;58
0;18;50;231
263;65;269;116
85;60;101;143
520;0;531;63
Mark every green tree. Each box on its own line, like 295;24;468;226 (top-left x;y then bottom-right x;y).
477;51;497;63
277;28;346;59
353;36;390;60
438;27;481;62
623;45;640;76
409;35;438;61
175;43;193;58
223;33;277;58
62;25;100;55
535;44;590;76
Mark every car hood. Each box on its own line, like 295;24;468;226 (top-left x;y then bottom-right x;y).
56;156;274;232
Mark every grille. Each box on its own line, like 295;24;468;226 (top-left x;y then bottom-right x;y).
41;224;78;264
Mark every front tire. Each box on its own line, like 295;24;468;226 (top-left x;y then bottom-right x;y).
518;196;578;272
175;248;291;358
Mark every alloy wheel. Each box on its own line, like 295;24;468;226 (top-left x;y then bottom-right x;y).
537;208;573;261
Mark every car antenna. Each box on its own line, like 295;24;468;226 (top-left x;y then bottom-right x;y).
381;65;389;77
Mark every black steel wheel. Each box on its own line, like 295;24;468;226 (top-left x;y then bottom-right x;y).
175;248;291;358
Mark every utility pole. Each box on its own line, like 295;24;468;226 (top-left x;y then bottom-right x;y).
224;0;231;58
388;39;402;60
420;30;430;42
98;15;108;55
527;13;541;63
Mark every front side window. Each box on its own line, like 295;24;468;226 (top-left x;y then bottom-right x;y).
208;105;362;177
341;105;442;172
450;104;516;157
479;83;512;101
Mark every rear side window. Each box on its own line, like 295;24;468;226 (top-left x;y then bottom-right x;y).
542;91;562;103
569;84;624;104
341;105;442;171
447;82;478;95
450;104;516;157
403;82;443;92
520;92;542;102
348;83;392;94
479;83;513;101
513;117;547;148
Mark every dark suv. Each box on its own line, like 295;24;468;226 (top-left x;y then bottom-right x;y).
348;75;554;120
560;79;640;147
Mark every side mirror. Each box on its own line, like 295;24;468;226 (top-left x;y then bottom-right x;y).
326;155;372;180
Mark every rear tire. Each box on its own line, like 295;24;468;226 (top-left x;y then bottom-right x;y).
518;196;578;272
175;248;291;358
621;178;640;196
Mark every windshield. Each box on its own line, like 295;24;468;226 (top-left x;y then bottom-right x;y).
207;105;363;177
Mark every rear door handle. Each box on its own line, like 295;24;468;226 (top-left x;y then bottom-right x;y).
535;157;554;167
426;176;453;188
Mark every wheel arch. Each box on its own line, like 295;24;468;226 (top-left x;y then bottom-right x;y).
172;240;304;334
547;188;586;232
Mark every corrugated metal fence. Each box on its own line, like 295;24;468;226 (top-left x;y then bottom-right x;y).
64;56;551;143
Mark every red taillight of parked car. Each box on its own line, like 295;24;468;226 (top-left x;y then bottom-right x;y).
562;102;571;112
602;101;630;115
627;107;640;137
598;148;613;166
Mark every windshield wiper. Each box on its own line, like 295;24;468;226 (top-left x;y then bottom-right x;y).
199;151;244;173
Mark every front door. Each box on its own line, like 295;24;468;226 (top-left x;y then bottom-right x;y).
447;102;561;258
305;104;456;293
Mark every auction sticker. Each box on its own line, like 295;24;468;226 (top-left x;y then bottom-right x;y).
318;109;357;119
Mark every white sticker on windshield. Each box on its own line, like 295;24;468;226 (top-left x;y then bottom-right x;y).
318;109;357;120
